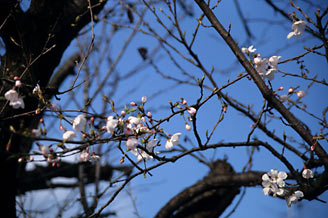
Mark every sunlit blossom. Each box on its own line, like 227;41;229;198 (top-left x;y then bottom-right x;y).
286;190;304;207
63;131;77;141
73;114;87;132
287;20;307;39
242;45;256;54
296;90;306;98
165;133;182;149
106;116;118;134
126;137;138;150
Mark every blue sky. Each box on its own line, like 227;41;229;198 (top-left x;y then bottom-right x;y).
19;0;328;217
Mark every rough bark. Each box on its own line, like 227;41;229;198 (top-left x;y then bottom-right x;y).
0;1;106;217
155;160;262;218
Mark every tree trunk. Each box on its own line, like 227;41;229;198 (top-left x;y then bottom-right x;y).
0;1;106;216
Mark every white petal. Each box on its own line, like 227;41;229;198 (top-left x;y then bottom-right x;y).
278;171;288;180
263;187;271;195
287;32;295;39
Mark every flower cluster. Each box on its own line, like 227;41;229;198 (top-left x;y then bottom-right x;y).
262;169;287;197
262;169;306;207
254;55;281;81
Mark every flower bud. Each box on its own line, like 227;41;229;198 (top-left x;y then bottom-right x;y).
185;123;191;131
141;96;147;104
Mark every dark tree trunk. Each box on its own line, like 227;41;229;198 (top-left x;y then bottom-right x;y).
0;1;106;216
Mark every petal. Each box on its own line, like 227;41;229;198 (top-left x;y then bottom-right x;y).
262;187;271;195
262;173;270;181
278;171;288;180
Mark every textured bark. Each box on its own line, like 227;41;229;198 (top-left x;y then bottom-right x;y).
155;160;257;218
0;1;106;217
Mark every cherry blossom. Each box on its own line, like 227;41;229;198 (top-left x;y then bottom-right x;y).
4;89;25;109
262;169;287;197
126;137;138;150
32;84;41;95
63;130;77;141
80;149;90;162
165;133;182;149
106;116;118;134
287;20;307;40
302;168;314;179
286;190;304;207
296;90;306;98
268;56;281;69
242;45;256;54
187;107;197;115
73;114;87;132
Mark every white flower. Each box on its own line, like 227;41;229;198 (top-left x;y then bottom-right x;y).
5;89;25;109
9;97;25;109
254;57;267;75
165;133;182;149
73;114;86;132
63;130;77;141
287;20;307;39
262;169;287;197
264;68;277;81
296;90;306;98
80;149;90;162
279;95;289;102
128;116;143;125
5;89;19;102
286;190;304;207
187;107;197;115
302;169;314;179
33;84;41;95
146;139;158;151
126;137;138;150
268;56;281;69
242;45;256;54
106;116;118;134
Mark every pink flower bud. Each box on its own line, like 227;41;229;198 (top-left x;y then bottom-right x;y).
181;98;188;105
14;76;19;80
59;123;64;131
185;123;191;131
278;86;284;91
121;111;126;117
288;88;294;94
147;111;152;118
18;157;24;163
130;102;137;106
